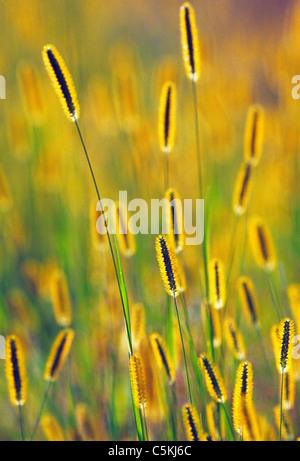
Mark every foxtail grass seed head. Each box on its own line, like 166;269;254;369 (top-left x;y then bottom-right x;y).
129;354;147;409
116;203;136;258
159;82;176;154
5;335;27;406
224;318;246;361
282;370;295;410
274;318;294;374
233;163;252;216
165;188;184;253
180;3;200;82
244;104;264;166
131;303;146;349
42;44;79;122
199;354;227;403
200;433;213;441
150;333;175;384
44;329;75;382
206;402;219;441
41;415;65;442
156;235;181;297
182;404;201;441
75;403;97;441
210;258;226;310
50;269;72;327
210;306;222;348
249;216;277;272
238;276;259;327
232;361;260;441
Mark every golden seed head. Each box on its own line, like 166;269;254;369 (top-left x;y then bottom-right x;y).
282;370;295;411
159;82;176;153
75;403;97;441
131;303;146;349
238;276;259;327
233;163;252;216
232;361;260;440
42;44;80;122
44;328;75;382
156;235;181;297
199;353;227;403
41;414;65;442
244;104;264;166
249;216;277;272
129;354;147;409
274;318;295;374
182;403;201;441
180;3;201;82
210;258;226;309
5;335;27;406
224;318;246;361
206;402;219;441
150;333;175;384
50;269;72;327
165;188;184;254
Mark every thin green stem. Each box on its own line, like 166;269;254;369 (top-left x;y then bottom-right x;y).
19;405;25;441
173;296;193;405
31;381;52;441
279;372;284;442
74;119;133;355
221;402;235;441
142;406;149;441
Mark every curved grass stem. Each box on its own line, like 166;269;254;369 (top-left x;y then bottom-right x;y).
174;296;193;405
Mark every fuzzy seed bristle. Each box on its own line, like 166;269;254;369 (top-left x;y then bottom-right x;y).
249;216;277;272
225;318;246;361
150;333;175;384
165;188;184;254
182;403;201;441
41;414;65;442
44;329;75;382
238;277;259;327
42;44;79;122
129;354;147;409
206;402;219;441
156;235;181;297
199;354;227;403
131;303;146;349
210;258;226;310
275;318;294;374
282;369;295;411
180;3;201;82
50;269;72;327
232;361;260;441
159;82;176;154
233;163;252;216
244;104;264;166
5;335;27;406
